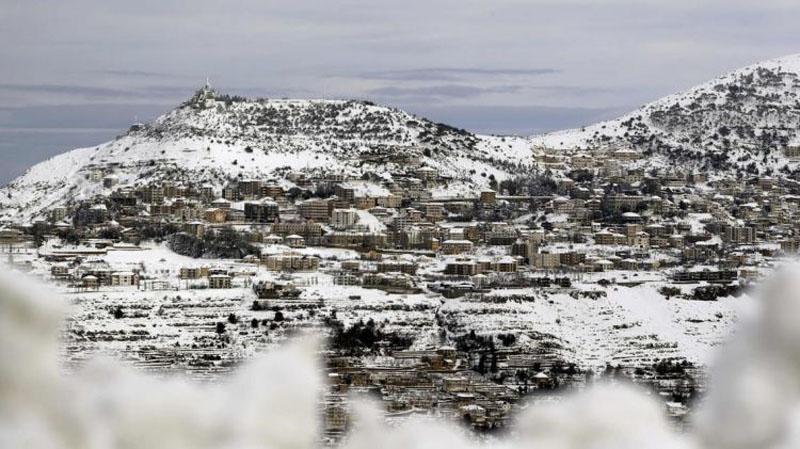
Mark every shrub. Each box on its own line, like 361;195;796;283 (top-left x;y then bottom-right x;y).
659;286;681;299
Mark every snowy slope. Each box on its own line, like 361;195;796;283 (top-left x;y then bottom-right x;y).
8;53;800;221
0;87;534;222
440;281;748;370
532;53;800;176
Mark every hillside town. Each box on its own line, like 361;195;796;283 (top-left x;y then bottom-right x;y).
1;139;792;436
8;1;800;447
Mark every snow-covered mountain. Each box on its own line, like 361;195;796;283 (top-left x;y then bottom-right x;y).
533;53;800;176
7;53;800;222
0;86;533;221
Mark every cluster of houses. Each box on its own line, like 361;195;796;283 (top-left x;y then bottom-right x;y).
324;346;570;433
5;143;797;434
4;143;796;293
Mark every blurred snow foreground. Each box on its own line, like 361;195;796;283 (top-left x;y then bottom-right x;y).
1;266;800;449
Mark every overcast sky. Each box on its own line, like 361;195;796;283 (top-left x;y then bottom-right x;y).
1;0;799;184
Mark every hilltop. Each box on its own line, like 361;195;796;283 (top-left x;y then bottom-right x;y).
533;53;800;177
0;86;532;221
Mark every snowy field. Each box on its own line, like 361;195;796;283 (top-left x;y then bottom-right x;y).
24;243;753;377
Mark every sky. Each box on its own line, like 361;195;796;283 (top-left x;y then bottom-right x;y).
1;0;799;185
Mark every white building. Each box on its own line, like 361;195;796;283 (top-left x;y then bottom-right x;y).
330;208;359;230
111;271;137;287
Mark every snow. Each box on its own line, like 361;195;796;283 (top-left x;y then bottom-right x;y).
441;281;748;370
528;53;800;177
0;92;536;221
7;261;800;449
354;209;386;232
340;181;390;198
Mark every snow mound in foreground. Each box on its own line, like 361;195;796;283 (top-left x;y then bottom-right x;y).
2;263;800;448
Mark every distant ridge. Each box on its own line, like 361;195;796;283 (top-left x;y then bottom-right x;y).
532;53;800;177
0;86;533;221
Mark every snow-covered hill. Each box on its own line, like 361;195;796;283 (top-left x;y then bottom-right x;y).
533;53;800;176
8;53;800;222
0;86;533;221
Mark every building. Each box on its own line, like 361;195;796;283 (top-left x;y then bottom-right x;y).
376;194;402;209
445;259;478;276
595;229;626;245
625;223;643;238
784;146;800;159
180;266;209;279
253;280;300;299
81;275;99;290
480;190;497;205
211;198;232;209
353;197;376;209
222;185;240;201
299;198;333;221
111;271;138;287
531;252;561;269
609;147;638;161
260;184;286;201
559;252;586;266
334;185;356;203
421;203;445;222
673;270;738;283
48;207;68;223
286;234;305;248
377;260;417;275
495;256;518;273
723;226;755;244
271;221;324;245
183;221;206;239
50;265;70;279
781;239;800;253
142;185;164;204
486;225;518;245
603;194;646;213
204;208;228;223
264;234;284;245
238;180;263;199
363;272;416;291
629;231;650;249
244;199;280;223
416;166;438;181
593;259;614;271
331;208;359;230
209;274;232;289
262;252;320;271
510;239;536;264
441;240;474;255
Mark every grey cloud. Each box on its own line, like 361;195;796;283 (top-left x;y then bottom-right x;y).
220;86;320;99
398;104;631;136
0;83;137;99
0;83;197;102
0;82;318;105
366;83;618;102
528;85;623;96
1;0;798;182
96;69;179;79
0;103;170;129
357;67;559;81
368;84;524;99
